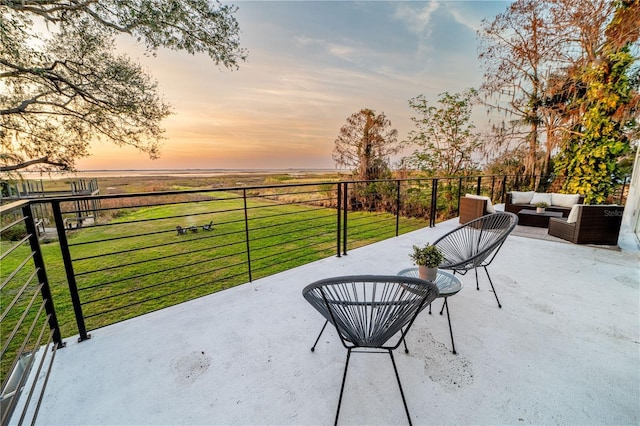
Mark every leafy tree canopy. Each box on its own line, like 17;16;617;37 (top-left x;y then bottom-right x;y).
1;0;247;173
404;89;481;177
554;0;639;203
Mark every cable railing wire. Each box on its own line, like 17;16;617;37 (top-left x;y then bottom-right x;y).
73;235;247;276
81;260;248;307
0;270;39;323
78;248;248;291
83;270;248;321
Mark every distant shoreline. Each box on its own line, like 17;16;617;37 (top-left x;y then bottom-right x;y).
19;168;342;180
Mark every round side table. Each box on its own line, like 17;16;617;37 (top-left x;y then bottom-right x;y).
397;268;463;354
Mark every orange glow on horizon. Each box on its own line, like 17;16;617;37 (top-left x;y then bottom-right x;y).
74;2;504;171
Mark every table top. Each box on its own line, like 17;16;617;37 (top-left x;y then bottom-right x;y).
397;268;463;297
518;209;563;218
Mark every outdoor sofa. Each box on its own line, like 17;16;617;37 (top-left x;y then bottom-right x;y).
548;204;624;245
505;191;584;217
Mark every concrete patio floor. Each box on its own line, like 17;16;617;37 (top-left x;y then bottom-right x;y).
25;218;640;425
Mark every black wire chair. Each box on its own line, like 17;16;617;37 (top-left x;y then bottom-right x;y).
433;212;518;308
303;275;439;426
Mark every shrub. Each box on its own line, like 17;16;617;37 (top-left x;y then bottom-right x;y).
1;224;28;241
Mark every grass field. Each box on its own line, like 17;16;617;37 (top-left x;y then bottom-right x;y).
2;175;429;348
21;171;347;195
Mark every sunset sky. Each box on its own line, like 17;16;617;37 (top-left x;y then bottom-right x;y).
77;1;510;171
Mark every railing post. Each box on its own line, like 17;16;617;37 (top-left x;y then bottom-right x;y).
501;175;508;203
395;179;401;237
430;179;438;228
490;176;496;200
22;203;65;349
336;183;342;257
242;189;253;282
51;201;90;342
342;182;348;255
457;177;463;216
476;176;482;195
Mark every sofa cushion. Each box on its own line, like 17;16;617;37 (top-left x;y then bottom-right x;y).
551;193;581;208
530;192;552;206
510;191;534;204
567;204;581;223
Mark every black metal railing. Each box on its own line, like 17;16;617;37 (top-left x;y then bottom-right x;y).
0;201;64;426
46;183;341;340
14;174;633;339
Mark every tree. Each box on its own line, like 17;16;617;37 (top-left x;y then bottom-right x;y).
403;89;481;177
478;0;638;196
478;0;562;179
332;109;400;181
484;146;527;177
1;1;247;173
540;0;619;172
554;0;640;204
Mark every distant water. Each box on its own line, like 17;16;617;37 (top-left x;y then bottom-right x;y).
20;168;340;180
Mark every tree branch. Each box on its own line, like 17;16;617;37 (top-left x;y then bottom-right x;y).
0;156;69;172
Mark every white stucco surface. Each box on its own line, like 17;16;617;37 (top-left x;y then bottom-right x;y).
21;218;640;425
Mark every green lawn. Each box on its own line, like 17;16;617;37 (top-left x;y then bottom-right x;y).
2;191;428;346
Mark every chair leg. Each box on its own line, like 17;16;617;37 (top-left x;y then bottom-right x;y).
483;266;502;308
475;267;480;291
335;348;352;426
388;349;413;426
311;320;329;352
442;298;457;355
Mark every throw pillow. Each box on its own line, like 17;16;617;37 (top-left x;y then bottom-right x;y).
551;193;580;208
530;192;553;206
510;191;534;204
465;194;496;213
567;204;582;223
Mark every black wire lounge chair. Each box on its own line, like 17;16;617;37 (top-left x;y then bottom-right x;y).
433;211;518;308
303;275;439;425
